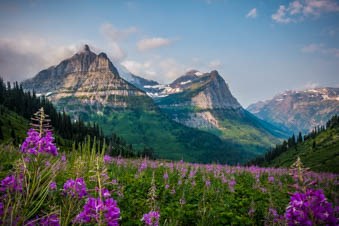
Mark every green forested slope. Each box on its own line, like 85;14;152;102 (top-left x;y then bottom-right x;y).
250;115;339;173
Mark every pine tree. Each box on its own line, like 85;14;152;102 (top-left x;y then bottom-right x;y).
297;132;303;143
312;140;316;149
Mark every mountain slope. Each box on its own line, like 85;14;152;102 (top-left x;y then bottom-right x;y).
247;88;339;134
21;45;265;163
115;64;159;92
251;115;339;173
156;70;287;151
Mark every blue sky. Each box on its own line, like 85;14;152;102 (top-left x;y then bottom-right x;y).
0;0;338;106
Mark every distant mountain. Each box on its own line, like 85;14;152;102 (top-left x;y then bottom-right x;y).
249;115;339;173
247;88;339;134
155;70;287;149
21;45;271;163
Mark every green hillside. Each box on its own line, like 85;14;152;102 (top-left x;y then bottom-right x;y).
0;105;29;145
77;106;263;164
250;115;339;173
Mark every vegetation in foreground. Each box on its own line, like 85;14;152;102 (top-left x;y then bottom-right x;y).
0;110;338;225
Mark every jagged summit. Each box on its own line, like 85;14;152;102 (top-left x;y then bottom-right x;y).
83;44;90;52
21;47;150;110
157;70;241;110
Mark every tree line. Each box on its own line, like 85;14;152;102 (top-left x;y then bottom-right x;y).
0;77;156;159
247;114;339;166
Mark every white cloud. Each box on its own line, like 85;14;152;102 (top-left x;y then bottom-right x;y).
289;1;303;15
208;60;222;68
0;35;80;82
121;60;156;77
137;37;173;51
272;0;339;24
121;57;224;83
304;81;319;89
122;58;186;83
100;23;137;41
100;23;138;61
272;5;293;23
246;8;257;18
301;43;339;57
302;0;339;15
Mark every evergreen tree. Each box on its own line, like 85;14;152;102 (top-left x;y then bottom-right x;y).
297;132;303;143
312;140;316;149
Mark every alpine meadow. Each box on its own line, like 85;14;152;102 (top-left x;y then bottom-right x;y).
0;0;338;225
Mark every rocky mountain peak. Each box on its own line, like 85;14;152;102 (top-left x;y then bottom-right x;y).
21;47;148;107
190;70;241;110
83;44;90;52
209;70;219;77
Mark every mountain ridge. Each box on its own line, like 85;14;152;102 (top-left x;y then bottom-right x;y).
21;45;280;163
155;70;286;149
247;87;339;134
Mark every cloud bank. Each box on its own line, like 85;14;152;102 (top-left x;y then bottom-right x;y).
272;0;339;23
0;36;79;82
137;37;173;51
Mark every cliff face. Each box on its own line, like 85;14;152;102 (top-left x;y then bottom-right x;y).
156;70;285;147
22;45;150;110
247;87;339;134
189;70;241;110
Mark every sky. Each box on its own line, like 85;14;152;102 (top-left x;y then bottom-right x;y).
0;0;338;107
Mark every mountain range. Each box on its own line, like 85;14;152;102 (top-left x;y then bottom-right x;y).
21;45;337;163
247;88;339;134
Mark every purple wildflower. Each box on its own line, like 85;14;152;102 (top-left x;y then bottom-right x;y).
112;179;118;185
61;154;66;162
248;207;255;217
50;181;57;190
228;179;236;192
205;180;211;187
189;169;197;178
74;197;120;225
268;176;275;183
163;172;168;180
142;211;160;226
0;175;22;192
104;198;120;225
63;178;87;199
40;214;60;226
21;129;58;156
104;155;113;164
170;188;176;195
0;201;3;217
98;188;111;198
285;189;337;225
139;160;147;172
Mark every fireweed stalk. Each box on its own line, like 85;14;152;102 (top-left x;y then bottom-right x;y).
284;157;337;225
142;172;160;225
0;108;60;225
73;156;120;225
